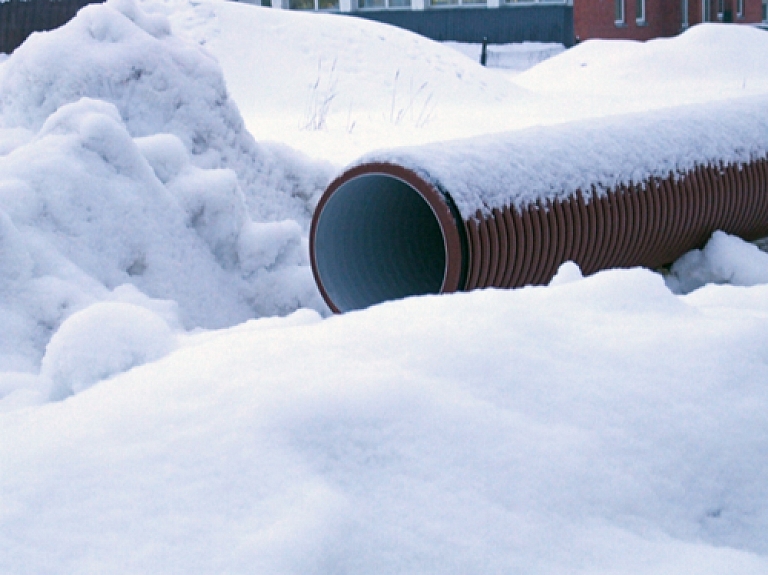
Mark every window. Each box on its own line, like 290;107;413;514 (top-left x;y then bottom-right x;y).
717;0;724;19
702;0;711;21
359;0;411;7
764;0;768;22
431;0;486;5
636;0;645;22
737;0;744;17
505;0;569;3
682;0;689;27
615;0;625;23
289;0;339;8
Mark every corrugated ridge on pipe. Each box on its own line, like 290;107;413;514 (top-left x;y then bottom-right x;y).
310;97;768;313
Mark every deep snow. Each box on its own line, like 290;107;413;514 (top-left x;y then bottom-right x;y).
0;0;333;375
2;0;768;573
3;269;768;573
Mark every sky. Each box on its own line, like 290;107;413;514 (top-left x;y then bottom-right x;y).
1;1;768;572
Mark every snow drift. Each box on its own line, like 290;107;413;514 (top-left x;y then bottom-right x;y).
0;0;333;221
2;1;768;572
3;268;768;573
0;0;331;376
515;23;768;104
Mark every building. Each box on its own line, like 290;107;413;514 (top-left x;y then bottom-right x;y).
256;0;768;44
4;0;766;56
255;0;577;46
0;0;101;54
574;0;766;42
0;0;575;53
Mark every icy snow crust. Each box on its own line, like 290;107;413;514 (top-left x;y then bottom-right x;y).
2;0;768;571
357;94;768;218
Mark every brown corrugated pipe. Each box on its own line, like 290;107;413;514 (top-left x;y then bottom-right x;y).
310;98;768;313
310;158;768;313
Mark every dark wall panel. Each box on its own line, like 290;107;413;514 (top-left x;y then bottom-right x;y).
0;0;103;54
346;6;575;47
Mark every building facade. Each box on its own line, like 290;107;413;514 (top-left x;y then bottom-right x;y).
255;0;577;45
1;0;575;53
0;0;101;54
574;0;766;42
267;0;571;13
4;0;766;56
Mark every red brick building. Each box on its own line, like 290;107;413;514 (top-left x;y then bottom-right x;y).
575;0;766;42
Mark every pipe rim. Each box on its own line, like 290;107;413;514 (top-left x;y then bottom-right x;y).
310;162;465;313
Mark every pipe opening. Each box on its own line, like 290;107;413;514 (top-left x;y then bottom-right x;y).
312;173;448;313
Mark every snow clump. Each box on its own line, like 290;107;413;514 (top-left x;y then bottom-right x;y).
42;301;176;401
0;0;333;222
666;231;768;294
0;0;331;385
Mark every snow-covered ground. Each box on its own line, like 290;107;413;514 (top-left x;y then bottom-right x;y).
2;0;768;572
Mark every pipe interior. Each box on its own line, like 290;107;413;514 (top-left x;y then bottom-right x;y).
313;173;448;312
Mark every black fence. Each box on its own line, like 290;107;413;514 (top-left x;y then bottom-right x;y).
347;5;575;47
0;0;103;54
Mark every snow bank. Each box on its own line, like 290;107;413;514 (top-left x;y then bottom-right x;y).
1;2;768;572
154;0;533;165
2;269;768;572
516;24;768;104
163;3;768;167
0;0;333;222
356;93;768;217
0;0;330;379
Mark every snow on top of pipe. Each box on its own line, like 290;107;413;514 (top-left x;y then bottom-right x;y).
354;95;768;219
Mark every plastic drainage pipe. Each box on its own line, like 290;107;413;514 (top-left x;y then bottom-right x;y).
310;100;768;314
310;159;768;313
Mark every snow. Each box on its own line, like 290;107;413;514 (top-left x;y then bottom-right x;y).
0;0;331;373
356;93;768;217
43;300;176;401
3;270;768;572
161;0;534;164
2;0;768;572
516;24;768;105
666;230;768;293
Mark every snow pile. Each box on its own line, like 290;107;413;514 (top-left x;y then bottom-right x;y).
43;301;176;401
2;268;768;572
357;93;768;217
666;230;768;293
0;0;330;380
151;0;533;164
1;1;768;571
161;4;768;167
516;23;768;104
0;0;333;221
